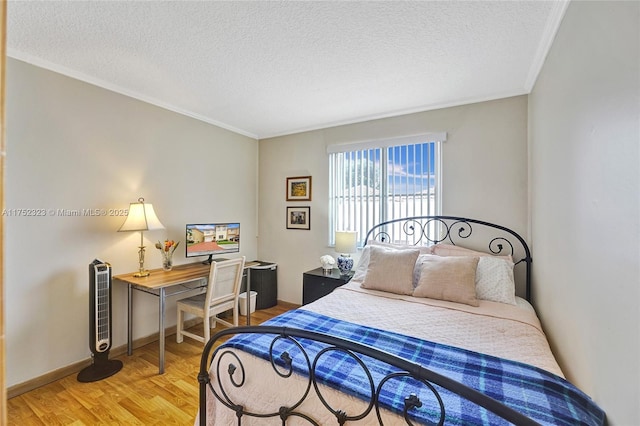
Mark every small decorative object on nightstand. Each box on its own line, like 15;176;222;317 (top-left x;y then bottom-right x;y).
303;267;353;305
320;254;335;273
335;231;357;275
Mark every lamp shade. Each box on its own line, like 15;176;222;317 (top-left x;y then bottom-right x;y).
118;197;165;232
335;231;357;254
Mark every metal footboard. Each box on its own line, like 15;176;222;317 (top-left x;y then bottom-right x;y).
198;326;539;425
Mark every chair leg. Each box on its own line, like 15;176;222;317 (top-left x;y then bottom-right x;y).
176;308;184;343
232;306;239;327
204;315;210;345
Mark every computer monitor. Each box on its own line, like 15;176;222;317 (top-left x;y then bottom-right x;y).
185;223;240;264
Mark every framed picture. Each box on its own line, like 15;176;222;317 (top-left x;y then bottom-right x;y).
286;176;312;201
286;206;310;230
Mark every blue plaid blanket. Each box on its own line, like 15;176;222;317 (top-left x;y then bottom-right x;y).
223;309;605;425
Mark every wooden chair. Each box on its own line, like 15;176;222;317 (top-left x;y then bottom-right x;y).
176;256;246;345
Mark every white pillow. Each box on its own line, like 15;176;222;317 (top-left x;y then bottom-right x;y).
352;245;372;282
475;256;517;305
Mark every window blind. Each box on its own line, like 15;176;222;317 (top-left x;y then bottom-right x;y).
329;135;443;247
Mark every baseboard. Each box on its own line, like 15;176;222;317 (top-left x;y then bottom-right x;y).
7;318;202;399
277;300;299;310
7;358;94;399
8;303;301;399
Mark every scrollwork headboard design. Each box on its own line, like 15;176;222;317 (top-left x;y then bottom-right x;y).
363;216;532;301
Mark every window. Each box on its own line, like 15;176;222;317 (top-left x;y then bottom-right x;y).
328;134;444;247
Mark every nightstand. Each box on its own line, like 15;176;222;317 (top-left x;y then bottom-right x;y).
302;267;353;305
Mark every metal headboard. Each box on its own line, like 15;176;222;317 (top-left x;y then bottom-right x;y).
363;216;532;301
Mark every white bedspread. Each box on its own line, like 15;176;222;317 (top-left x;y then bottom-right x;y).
305;281;563;377
201;281;564;424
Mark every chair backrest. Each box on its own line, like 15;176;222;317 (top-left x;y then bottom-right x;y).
204;257;246;308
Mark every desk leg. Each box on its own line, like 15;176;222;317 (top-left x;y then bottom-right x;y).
246;269;251;326
127;283;133;356
159;287;166;374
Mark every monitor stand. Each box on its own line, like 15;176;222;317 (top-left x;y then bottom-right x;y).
202;255;229;265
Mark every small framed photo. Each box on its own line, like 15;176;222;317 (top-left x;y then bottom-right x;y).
286;176;312;201
286;206;310;230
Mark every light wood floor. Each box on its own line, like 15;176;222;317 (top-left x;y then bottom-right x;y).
7;303;295;425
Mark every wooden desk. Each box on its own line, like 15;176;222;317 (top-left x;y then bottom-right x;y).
114;260;260;374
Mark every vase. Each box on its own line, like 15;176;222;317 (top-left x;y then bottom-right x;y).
161;251;173;271
337;254;353;275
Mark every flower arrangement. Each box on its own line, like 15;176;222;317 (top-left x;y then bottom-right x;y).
320;254;335;271
156;240;180;271
155;239;180;254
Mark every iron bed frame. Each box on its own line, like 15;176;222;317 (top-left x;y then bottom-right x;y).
198;216;536;425
363;216;532;301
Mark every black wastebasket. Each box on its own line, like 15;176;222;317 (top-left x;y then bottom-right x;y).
240;261;277;309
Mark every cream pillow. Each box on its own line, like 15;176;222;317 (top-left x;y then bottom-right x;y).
353;241;432;283
475;256;517;305
360;245;420;295
413;256;480;306
369;239;434;254
432;243;513;262
413;253;438;287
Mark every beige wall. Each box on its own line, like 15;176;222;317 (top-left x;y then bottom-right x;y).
5;58;258;387
529;1;639;424
258;96;529;304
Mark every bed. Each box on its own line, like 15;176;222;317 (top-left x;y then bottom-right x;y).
197;216;605;425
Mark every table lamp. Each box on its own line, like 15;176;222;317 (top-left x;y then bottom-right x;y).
335;231;357;275
118;197;165;277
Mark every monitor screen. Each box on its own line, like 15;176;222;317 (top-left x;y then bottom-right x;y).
186;223;240;263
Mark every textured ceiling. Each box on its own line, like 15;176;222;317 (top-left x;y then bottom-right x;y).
7;1;568;139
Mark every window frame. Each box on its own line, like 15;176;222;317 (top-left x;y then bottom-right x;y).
328;133;445;247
